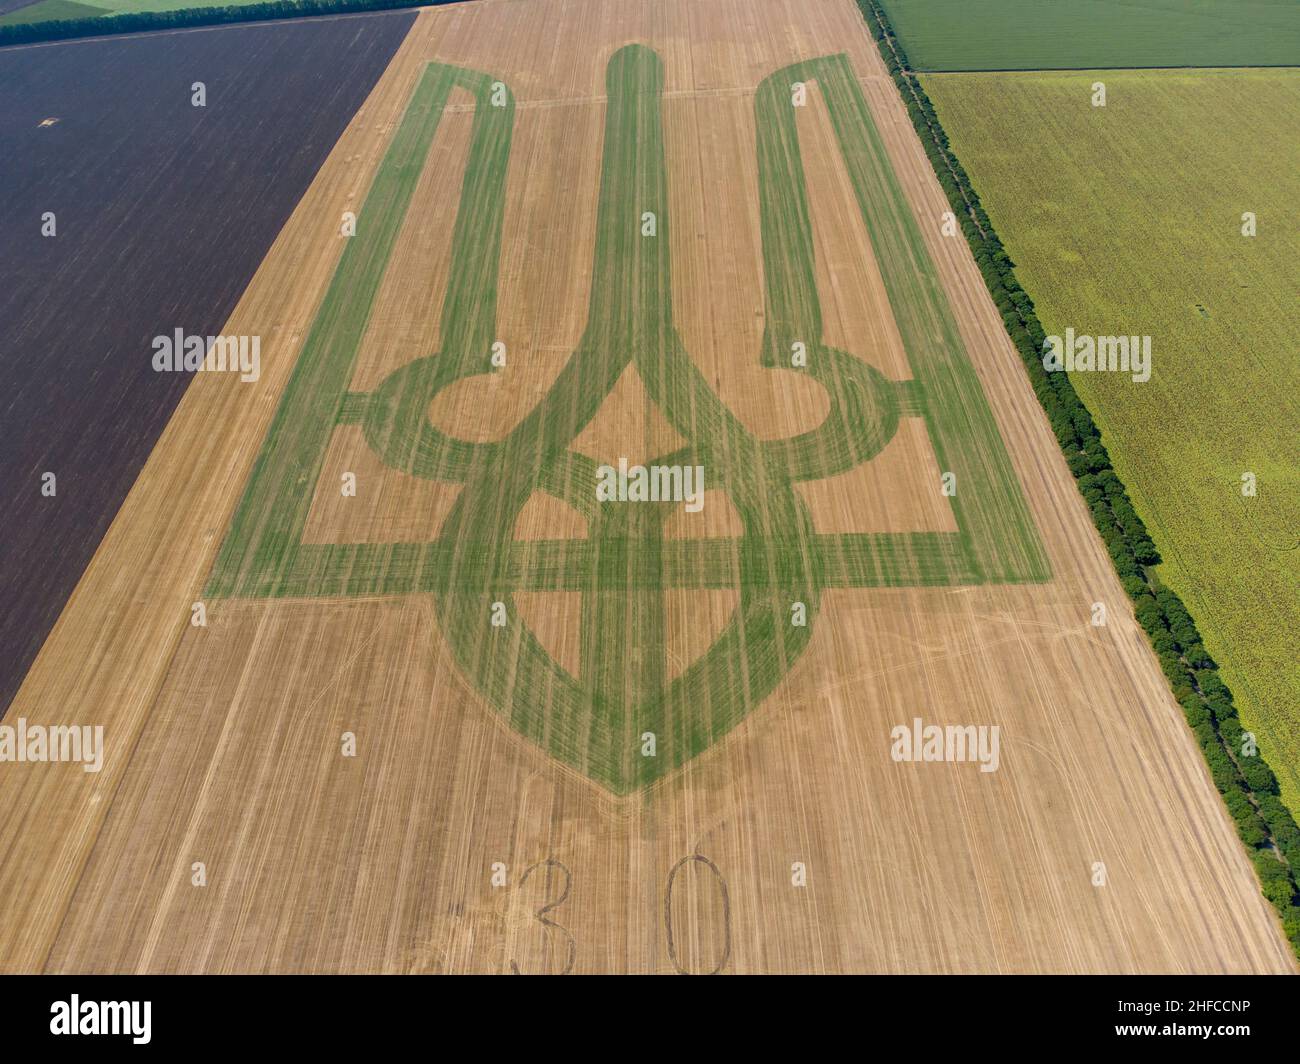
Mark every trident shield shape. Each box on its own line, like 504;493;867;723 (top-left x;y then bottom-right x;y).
207;45;1048;794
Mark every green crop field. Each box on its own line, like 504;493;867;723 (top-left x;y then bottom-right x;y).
0;0;107;24
923;67;1300;813
879;0;1300;71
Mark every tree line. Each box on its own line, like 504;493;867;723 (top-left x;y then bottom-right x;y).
857;0;1300;958
0;0;453;47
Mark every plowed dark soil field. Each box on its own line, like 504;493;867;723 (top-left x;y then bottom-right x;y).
0;11;415;711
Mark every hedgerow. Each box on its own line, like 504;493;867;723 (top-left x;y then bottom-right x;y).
0;0;443;47
854;0;1300;959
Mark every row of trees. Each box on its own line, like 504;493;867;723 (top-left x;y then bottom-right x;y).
0;0;451;47
857;0;1300;957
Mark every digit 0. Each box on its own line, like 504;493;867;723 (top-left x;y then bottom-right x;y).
664;855;732;975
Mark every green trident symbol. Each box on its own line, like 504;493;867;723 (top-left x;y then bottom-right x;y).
208;46;1048;794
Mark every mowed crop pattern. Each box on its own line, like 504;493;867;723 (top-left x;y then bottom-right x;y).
206;39;1048;793
923;68;1300;814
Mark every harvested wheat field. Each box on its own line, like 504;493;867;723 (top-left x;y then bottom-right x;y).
1;0;1292;974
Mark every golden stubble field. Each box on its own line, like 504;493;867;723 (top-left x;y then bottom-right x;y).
0;0;1291;973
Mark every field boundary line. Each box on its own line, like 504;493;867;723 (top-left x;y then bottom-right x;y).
910;64;1300;75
